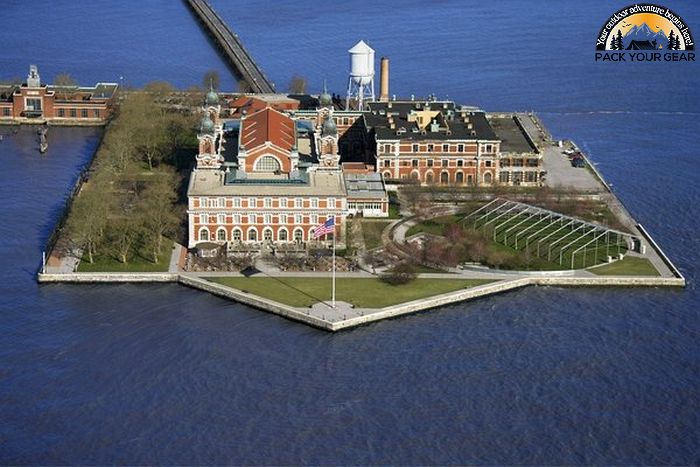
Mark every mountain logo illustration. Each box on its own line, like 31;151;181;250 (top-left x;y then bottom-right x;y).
596;4;694;51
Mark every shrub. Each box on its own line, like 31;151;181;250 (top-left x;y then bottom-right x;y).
380;262;418;285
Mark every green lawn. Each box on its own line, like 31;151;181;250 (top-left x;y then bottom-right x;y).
361;220;392;250
406;214;462;237
77;240;174;272
208;277;494;308
590;256;660;276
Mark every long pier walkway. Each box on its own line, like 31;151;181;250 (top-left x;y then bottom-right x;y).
185;0;275;93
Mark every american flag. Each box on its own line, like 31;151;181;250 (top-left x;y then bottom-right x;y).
312;217;335;239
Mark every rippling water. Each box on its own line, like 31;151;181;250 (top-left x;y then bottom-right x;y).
1;0;698;464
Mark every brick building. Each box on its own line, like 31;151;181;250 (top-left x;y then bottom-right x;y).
365;100;502;186
187;89;348;251
0;65;117;124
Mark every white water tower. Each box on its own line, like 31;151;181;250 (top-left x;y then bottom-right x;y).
346;40;375;110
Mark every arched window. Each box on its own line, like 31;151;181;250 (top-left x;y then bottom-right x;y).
426;172;434;184
456;171;464;184
199;228;209;241
254;156;281;172
247;228;258;242
383;171;392;180
484;172;493;184
410;171;419;180
278;228;288;242
467;174;474;186
309;228;316;239
440;171;449;184
233;229;242;242
217;228;227;241
263;228;273;241
294;228;304;242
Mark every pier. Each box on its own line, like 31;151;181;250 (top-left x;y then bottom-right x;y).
185;0;275;93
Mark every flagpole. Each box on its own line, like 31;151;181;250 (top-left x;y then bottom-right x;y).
331;219;336;309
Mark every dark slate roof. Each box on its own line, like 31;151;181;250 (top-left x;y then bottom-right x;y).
489;115;536;154
365;100;498;141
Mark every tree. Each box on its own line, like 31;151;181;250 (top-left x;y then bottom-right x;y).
66;185;109;264
109;216;140;263
54;73;78;100
668;30;676;50
674;35;681;50
139;175;180;263
288;74;308;94
380;262;417;285
203;70;221;91
609;36;618;50
616;30;624;50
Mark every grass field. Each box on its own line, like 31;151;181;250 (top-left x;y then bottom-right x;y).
77;240;173;272
208;277;494;308
361;220;392;250
590;256;660;276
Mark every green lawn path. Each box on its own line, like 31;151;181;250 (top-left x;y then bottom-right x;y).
208;277;495;308
589;256;660;276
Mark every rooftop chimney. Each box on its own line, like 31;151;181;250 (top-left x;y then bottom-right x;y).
379;57;389;102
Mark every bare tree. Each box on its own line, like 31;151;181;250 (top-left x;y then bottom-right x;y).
54;73;78;100
139;175;180;263
109;216;140;263
203;70;221;91
66;186;108;264
288;74;308;94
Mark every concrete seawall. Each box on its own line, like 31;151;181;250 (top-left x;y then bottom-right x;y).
37;271;685;331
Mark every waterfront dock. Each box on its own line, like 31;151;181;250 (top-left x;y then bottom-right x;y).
185;0;275;93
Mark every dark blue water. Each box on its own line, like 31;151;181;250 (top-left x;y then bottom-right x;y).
1;1;699;464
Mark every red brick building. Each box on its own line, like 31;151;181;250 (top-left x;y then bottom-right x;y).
366;100;501;186
0;65;117;124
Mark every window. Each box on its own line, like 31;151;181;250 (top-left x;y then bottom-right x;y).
217;214;225;224
94;109;100;118
441;159;448;167
484;172;493;184
278;228;288;241
427;144;434;152
457;159;464;167
218;197;225;207
81;109;88;118
311;198;318;208
200;214;209;224
233;198;241;208
70;108;77;118
412;159;419;168
426;172;434;184
280;198;287;208
443;144;449;152
25;98;42;111
526;171;537;182
412;144;419;152
233;229;242;241
427;159;434;167
486;144;493;153
457;144;464;152
264;214;272;224
248;228;257;242
327;198;335;208
513;159;523;167
264;197;272;208
280;214;288;224
383;144;392;153
263;229;273;241
456;172;464;184
485;160;492;167
217;229;227;241
248;197;256;208
254;155;281;172
383;159;391;167
343;117;349;125
295;214;302;224
527;158;539;167
199;229;209;241
294;229;304;242
311;214;318;224
57;109;65;117
440;172;449;184
500;172;510;183
295;198;303;208
233;214;241;224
